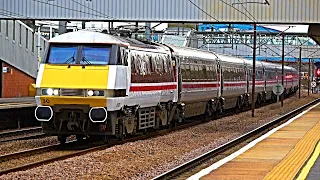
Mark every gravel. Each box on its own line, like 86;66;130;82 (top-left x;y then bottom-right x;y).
0;137;58;156
0;94;317;180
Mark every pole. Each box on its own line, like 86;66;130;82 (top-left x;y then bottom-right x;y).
145;22;151;40
312;59;315;93
135;22;138;39
37;26;41;68
281;32;284;106
251;24;257;117
308;58;310;96
49;25;52;39
299;47;302;99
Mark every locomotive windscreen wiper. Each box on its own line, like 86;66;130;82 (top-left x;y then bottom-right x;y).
81;56;92;65
63;52;76;64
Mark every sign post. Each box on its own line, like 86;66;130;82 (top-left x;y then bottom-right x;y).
311;81;317;94
273;83;284;103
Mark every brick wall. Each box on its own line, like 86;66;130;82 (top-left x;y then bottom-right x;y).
1;62;35;98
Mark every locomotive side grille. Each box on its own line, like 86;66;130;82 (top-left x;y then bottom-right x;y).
138;107;156;129
60;89;84;96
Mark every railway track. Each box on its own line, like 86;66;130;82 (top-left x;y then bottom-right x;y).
0;120;206;176
152;98;320;180
0;127;46;143
0;97;311;176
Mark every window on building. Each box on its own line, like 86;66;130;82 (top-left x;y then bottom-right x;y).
12;20;15;40
25;29;28;49
31;32;34;52
19;24;22;44
5;20;9;37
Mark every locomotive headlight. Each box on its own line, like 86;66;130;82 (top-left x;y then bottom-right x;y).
53;89;59;96
41;88;59;96
87;90;94;96
87;90;105;97
46;88;53;96
94;90;100;96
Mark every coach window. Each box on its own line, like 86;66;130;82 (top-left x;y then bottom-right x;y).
205;66;211;80
155;55;164;74
131;55;137;74
198;65;204;80
181;63;187;80
248;69;253;80
212;65;217;80
184;62;191;80
166;55;172;73
222;67;229;81
148;55;154;73
162;55;169;73
190;64;195;80
138;54;150;76
229;67;235;81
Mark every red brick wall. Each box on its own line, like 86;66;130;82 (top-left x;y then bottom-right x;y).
1;62;36;98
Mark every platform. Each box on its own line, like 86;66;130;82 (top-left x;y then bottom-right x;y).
188;102;320;180
0;97;36;109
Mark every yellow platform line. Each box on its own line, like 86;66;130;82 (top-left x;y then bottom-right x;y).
263;119;320;180
296;141;320;180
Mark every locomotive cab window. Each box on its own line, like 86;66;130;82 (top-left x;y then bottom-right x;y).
81;46;111;65
46;44;112;65
47;45;78;64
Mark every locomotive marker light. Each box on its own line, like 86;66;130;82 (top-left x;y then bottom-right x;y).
272;83;284;103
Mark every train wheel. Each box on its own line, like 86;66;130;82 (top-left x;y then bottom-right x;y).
117;123;126;141
234;98;242;113
215;101;223;118
205;103;214;119
169;119;177;129
58;135;67;144
103;135;110;144
255;94;262;108
76;135;86;142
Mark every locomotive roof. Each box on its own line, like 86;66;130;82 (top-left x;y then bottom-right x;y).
49;31;170;52
49;31;130;46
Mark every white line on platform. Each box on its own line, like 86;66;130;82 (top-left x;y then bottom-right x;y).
187;102;320;180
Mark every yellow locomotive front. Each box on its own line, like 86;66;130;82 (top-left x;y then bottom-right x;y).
35;31;129;143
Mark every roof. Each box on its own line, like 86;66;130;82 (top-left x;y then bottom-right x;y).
49;30;130;46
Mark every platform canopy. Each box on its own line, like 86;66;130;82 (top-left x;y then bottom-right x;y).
0;0;320;24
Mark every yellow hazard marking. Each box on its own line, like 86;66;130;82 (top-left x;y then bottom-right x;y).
296;141;320;180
